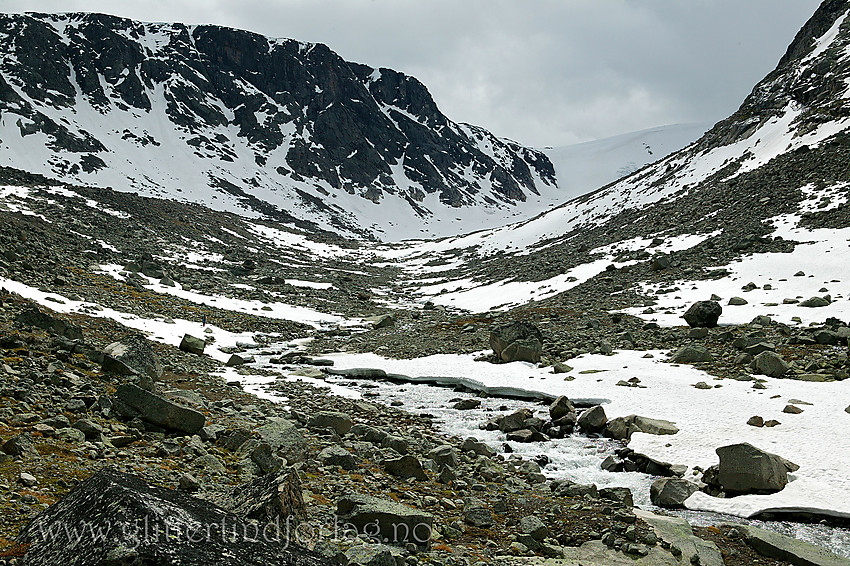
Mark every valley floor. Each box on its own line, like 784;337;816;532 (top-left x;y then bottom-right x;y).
1;169;850;564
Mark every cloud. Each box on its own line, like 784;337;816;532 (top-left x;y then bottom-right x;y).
4;0;823;146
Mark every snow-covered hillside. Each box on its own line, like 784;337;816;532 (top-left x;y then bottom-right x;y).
0;12;563;241
543;123;710;201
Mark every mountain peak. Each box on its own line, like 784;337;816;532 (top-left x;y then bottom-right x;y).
0;12;557;240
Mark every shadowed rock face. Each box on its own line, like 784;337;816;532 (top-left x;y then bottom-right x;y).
0;12;556;238
18;467;325;566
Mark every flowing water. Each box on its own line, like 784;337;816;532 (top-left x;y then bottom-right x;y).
316;373;850;559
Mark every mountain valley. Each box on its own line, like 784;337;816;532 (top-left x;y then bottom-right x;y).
2;2;850;565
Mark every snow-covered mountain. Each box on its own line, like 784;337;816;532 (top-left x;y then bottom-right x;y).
0;12;561;240
542;123;710;201
403;0;850;258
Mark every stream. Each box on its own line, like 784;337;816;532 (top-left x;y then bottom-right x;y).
233;337;850;559
322;372;850;559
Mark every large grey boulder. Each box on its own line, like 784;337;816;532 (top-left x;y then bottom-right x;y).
490;321;543;363
223;468;307;524
750;351;790;377
307;411;353;435
682;301;722;328
716;443;797;494
606;415;679;441
114;383;205;434
256;418;307;463
179;333;206;355
577;405;608;433
650;478;699;508
670;344;713;364
18;467;325;566
337;493;433;547
101;333;163;380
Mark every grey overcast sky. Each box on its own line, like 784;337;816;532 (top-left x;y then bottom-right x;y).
2;1;824;147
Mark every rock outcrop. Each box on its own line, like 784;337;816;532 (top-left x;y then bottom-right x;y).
18;467;325;566
0;12;556;240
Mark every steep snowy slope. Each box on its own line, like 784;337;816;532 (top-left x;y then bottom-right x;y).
543;123;710;201
386;0;850;261
0;12;559;240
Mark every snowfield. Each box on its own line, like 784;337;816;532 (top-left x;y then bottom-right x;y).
624;199;850;327
321;349;850;520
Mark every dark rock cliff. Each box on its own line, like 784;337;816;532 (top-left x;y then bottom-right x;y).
0;12;556;238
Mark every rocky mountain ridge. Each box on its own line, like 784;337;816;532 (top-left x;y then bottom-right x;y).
0;12;556;240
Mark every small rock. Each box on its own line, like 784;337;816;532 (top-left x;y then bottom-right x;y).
518;515;549;541
307;411;353;435
370;314;396;329
577;405;607;432
2;434;36;457
799;296;830;308
464;505;494;528
178;473;200;492
461;437;496;458
453;399;481;410
490;321;543;363
319;445;357;470
345;544;396;566
688;327;709;339
552;361;573;374
549;395;575;421
598;486;634;507
382;455;427;481
56;427;87;444
747;416;764;427
19;472;38;487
